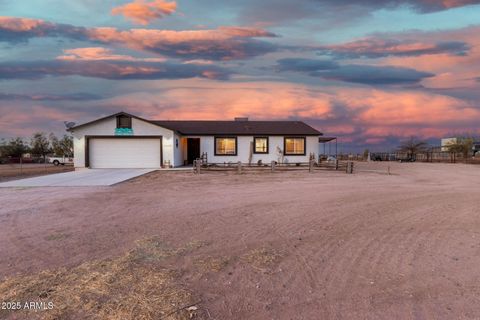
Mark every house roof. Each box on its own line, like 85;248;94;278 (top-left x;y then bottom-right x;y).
69;112;323;136
319;136;337;143
68;112;156;131
153;120;322;136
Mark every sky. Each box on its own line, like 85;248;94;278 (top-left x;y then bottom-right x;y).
1;0;479;152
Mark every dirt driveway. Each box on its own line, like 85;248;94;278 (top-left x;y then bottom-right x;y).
1;162;480;319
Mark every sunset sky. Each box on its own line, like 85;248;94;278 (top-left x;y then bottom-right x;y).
1;0;480;152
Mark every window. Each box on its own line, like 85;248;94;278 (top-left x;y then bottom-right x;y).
116;115;132;129
215;137;237;155
254;137;268;154
284;137;306;155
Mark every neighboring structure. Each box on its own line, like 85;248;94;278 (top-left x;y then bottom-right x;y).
441;137;480;155
441;137;459;152
68;112;325;169
474;141;480;156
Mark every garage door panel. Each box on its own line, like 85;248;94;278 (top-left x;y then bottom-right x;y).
89;138;161;168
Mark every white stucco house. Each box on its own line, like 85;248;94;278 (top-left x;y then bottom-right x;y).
68;112;325;169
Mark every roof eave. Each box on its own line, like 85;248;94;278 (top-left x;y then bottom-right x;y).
68;111;167;132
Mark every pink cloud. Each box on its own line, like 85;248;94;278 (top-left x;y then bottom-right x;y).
218;26;277;38
319;37;468;58
101;81;333;120
312;26;480;90
0;105;83;137
111;0;177;25
95;80;480;142
85;25;277;60
438;0;480;8
87;26;275;44
2;80;479;145
0;16;45;32
352;90;479;125
56;47;165;62
0;17;278;60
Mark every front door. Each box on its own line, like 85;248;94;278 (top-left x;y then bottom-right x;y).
187;138;200;164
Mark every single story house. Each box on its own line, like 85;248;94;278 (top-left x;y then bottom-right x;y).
68;112;325;169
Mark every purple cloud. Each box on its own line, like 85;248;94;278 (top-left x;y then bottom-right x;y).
0;17;279;60
0;59;232;80
313;0;480;12
0;92;104;101
317;38;470;59
275;58;339;72
313;65;435;85
275;58;434;85
235;0;480;24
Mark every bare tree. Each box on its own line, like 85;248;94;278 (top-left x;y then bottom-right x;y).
398;137;428;161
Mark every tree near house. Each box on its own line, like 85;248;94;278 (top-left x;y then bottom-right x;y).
398;137;428;161
50;134;73;157
30;132;51;161
0;138;6;159
2;137;29;158
363;149;370;160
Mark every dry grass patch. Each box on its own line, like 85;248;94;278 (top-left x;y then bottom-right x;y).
242;248;283;271
194;257;230;273
44;232;70;241
129;238;207;264
0;237;205;320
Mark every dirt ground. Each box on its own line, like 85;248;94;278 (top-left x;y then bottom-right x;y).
1;162;480;319
0;164;74;182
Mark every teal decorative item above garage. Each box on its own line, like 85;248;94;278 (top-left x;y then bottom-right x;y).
115;128;133;135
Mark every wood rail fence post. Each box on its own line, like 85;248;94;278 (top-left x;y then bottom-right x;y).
346;161;354;174
309;159;314;173
237;161;242;174
335;160;339;171
195;159;201;174
271;161;276;172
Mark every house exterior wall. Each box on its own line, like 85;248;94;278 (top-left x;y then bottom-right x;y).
197;136;318;164
71;117;175;168
173;133;184;167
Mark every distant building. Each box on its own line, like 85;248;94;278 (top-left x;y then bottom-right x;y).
441;137;459;152
474;142;480;156
441;137;480;156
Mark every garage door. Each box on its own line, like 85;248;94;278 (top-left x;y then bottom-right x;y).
89;137;161;168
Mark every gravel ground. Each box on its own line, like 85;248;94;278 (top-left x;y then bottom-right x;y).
1;162;480;319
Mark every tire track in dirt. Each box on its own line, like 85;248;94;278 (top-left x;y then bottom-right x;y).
264;190;472;319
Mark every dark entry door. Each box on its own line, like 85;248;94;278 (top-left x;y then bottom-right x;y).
187;138;200;164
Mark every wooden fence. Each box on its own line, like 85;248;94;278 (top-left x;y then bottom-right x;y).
193;160;354;174
370;152;480;164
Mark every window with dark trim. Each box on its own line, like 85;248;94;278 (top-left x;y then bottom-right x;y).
284;137;306;155
253;137;268;154
215;137;237;156
116;115;132;128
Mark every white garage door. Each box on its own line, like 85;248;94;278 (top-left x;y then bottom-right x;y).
89;138;161;168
